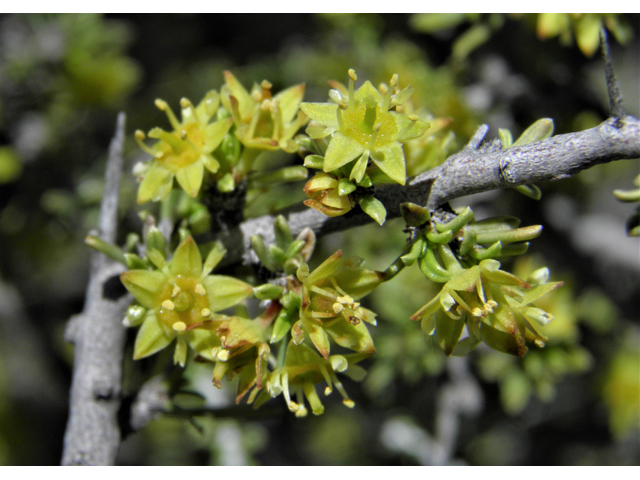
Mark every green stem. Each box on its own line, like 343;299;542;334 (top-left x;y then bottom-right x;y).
235;147;262;177
276;334;289;369
382;254;407;282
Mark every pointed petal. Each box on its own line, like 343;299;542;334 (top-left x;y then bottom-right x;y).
202;154;220;174
184;320;223;361
302;316;331;358
204;117;233;152
121;270;167;308
323;132;364;172
137;163;173;204
175;160;204;198
203;275;253;312
300;103;339;129
370;142;406;185
325;319;376;355
222;71;253;118
275;83;305;124
202;242;227;277
169;236;202;278
134;313;175;359
353;80;383;104
305;250;343;285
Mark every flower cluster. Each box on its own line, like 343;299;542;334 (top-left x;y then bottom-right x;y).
401;203;561;356
299;69;430;225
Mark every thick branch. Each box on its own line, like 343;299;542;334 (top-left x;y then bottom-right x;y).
62;113;130;466
217;116;640;265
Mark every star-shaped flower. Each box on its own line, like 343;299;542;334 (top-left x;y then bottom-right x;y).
300;69;429;186
135;91;233;203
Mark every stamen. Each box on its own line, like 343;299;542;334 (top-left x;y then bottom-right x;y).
261;80;272;100
368;122;381;150
332;303;344;314
135;130;162;158
330;371;354;407
180;98;200;124
162;300;175;310
155;99;181;130
201;308;211;318
217;349;229;362
172;285;181;297
194;284;206;296
471;307;484;317
347;69;357;107
310;285;337;298
172;321;186;332
319;365;334;394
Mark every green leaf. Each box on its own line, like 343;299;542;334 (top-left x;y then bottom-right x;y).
358;195;386;226
511;118;554;147
134;314;175;359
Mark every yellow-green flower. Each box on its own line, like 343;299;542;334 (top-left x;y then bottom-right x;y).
135;92;233;203
221;71;308;153
120;236;253;366
294;250;383;358
263;341;369;417
300;69;429;186
412;259;562;356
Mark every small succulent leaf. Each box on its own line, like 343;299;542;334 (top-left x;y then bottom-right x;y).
253;283;284;300
303;154;325;169
274;215;294;249
134;314;175;359
511;118;554;147
323;132;365;172
121;270;167;308
400;202;431;227
513;184;542;200
370;142;406;185
169;236;203;278
358;195;387;226
499;128;513;148
575;14;602;57
203;276;254;312
300;103;339;130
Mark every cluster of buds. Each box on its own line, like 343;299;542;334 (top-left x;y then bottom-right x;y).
299;69;430;225
401;203;561;356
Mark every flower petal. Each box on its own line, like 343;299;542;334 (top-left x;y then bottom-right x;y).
137;163;173;204
204;117;233;152
300;103;339;130
275;83;305;124
203;275;253;312
370;142;406;185
323;132;364;172
134;313;175;359
175;159;204;198
169;236;203;278
121;270;167;308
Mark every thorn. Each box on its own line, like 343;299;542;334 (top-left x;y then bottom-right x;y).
601;28;625;128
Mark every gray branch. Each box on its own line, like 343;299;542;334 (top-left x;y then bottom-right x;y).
217;115;640;266
61;113;131;466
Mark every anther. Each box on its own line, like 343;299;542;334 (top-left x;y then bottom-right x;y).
471;307;483;317
162;300;175;310
332;303;344;314
348;69;357;81
201;308;211;318
155;98;181;130
172;321;187;332
217;349;229;362
324;386;332;396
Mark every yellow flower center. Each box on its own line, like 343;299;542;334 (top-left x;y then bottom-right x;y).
341;101;397;149
158;123;204;171
157;276;211;329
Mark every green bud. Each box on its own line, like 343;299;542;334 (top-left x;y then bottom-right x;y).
513;184;542;200
217;172;235;193
85;235;126;265
254;283;285;301
250;235;278;272
303;154;325;170
274;215;293;249
124;305;147;327
338;178;357;196
145;226;167;256
124;253;148;270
